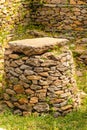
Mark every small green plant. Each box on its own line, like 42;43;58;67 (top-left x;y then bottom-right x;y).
15;94;27;100
67;84;72;88
67;98;74;105
0;74;3;82
48;45;63;56
45;97;50;103
40;57;47;61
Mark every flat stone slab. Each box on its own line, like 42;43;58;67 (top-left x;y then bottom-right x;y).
9;37;68;56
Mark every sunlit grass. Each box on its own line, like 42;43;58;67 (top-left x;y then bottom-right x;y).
0;98;87;130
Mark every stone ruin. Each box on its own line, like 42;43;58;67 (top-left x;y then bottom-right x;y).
4;37;80;116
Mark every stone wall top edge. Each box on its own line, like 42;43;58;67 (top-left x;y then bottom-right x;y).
9;37;68;48
8;37;69;56
34;3;87;8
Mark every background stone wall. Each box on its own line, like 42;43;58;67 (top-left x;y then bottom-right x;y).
0;0;87;35
30;3;87;33
43;0;87;4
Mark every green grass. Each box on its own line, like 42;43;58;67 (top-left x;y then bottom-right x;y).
0;98;87;130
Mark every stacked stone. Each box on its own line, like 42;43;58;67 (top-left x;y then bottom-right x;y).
4;38;80;116
31;4;87;32
0;0;87;37
43;0;87;4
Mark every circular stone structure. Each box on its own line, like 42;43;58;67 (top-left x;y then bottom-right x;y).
4;37;80;116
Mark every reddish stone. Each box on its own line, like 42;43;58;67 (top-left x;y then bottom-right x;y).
25;89;34;95
30;97;38;104
61;105;73;111
18;97;28;105
14;85;24;94
4;101;14;108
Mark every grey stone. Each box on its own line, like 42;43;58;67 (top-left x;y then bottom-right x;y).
3;93;10;100
9;54;19;59
14;109;22;115
10;61;18;67
34;67;43;72
6;89;16;96
39;80;48;86
41;60;57;67
60;101;67;107
15;60;24;66
33;103;49;112
60;92;71;98
53;112;61;118
30;85;42;90
15;68;23;74
24;70;34;76
9;77;19;84
53;104;61;108
20;65;32;70
9;70;19;77
26;58;40;67
19;74;30;83
48;85;61;92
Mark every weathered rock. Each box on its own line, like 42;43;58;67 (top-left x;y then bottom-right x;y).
34;67;43;72
23;111;32;116
14;109;22;116
53;112;61;118
14;85;24;94
25;89;34;95
26;58;40;67
14;102;28;111
27;75;41;80
55;90;64;95
18;98;28;105
6;89;16;96
50;98;65;104
15;68;23;74
39;80;48;86
30;97;38;104
4;101;14;108
3;93;10;100
20;65;32;70
24;70;34;76
15;60;24;66
9;54;19;59
33;103;49;112
38;72;49;77
61;105;73;111
19;74;29;83
30;85;42;90
41;60;57;67
9;38;68;56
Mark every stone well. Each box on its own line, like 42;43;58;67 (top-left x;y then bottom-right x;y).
4;37;80;116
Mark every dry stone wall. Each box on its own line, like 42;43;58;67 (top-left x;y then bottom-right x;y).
43;0;87;4
0;0;87;35
4;38;80;116
30;3;87;32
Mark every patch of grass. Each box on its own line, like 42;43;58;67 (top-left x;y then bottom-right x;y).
0;74;3;82
0;31;9;47
48;45;63;56
0;97;87;130
77;69;87;93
